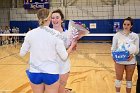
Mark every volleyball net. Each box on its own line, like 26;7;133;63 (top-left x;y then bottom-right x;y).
0;34;24;46
0;33;115;47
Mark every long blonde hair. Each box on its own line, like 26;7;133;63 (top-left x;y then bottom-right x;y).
37;8;49;26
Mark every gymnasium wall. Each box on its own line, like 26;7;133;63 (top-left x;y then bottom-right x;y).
0;0;11;26
1;0;140;40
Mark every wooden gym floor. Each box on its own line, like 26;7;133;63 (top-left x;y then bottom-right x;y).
0;43;138;93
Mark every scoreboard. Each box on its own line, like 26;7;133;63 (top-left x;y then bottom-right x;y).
24;0;49;9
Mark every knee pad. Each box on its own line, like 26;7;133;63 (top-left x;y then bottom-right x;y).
126;81;132;88
115;79;122;88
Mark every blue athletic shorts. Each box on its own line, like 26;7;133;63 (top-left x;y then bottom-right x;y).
26;70;59;85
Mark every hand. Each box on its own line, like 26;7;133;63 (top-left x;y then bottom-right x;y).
71;27;79;40
69;40;77;52
67;40;77;54
72;44;77;51
44;12;52;26
127;54;134;61
70;40;77;48
73;34;79;41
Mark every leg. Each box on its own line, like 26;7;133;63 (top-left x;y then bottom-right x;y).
136;55;140;93
30;82;45;93
136;65;140;93
59;72;69;93
125;64;136;93
0;36;1;45
115;63;125;93
44;80;60;93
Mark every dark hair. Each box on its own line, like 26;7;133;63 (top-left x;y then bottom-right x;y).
52;9;64;21
123;17;133;26
123;17;133;31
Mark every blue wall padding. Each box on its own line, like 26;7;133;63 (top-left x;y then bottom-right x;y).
10;19;140;40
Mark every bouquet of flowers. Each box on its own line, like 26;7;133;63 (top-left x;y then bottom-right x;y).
66;20;90;47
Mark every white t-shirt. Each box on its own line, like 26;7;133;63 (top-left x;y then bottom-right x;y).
20;26;68;74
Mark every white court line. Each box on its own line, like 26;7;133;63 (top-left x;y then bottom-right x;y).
0;33;115;36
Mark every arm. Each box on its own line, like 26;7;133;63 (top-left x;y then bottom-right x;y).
56;39;77;61
60;31;70;48
111;34;118;62
67;40;77;54
44;12;52;26
62;27;79;48
56;39;68;61
19;34;30;57
134;34;139;55
111;34;118;52
128;34;139;61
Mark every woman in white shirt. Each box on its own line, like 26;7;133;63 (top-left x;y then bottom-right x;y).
20;8;77;93
51;9;77;93
111;17;139;93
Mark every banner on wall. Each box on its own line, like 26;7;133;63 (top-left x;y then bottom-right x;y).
24;0;49;9
90;23;96;29
113;22;120;32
